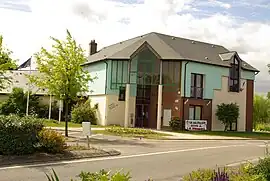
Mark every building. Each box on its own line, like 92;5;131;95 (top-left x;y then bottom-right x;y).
84;32;259;131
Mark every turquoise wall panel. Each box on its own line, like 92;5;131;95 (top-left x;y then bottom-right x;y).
84;62;107;95
181;61;256;99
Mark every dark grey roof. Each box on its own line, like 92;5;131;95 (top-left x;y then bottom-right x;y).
85;32;258;72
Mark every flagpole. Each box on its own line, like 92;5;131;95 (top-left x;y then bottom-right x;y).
49;94;52;120
26;57;32;116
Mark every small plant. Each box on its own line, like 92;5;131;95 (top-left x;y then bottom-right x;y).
38;129;67;153
216;103;239;131
46;169;60;181
169;117;181;131
71;99;97;124
213;168;229;181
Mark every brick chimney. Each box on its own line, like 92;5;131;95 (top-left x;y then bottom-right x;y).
89;40;97;55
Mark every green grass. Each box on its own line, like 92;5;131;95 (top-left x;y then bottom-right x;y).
44;120;101;128
176;130;270;140
93;127;170;140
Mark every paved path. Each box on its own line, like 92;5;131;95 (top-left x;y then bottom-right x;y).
0;140;267;181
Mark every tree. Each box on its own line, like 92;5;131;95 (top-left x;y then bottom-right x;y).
0;35;17;90
215;103;239;131
28;30;93;137
253;94;270;127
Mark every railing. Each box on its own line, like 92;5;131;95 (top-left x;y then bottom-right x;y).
190;86;203;99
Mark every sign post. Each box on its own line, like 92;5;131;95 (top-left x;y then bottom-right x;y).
82;122;91;149
185;120;207;131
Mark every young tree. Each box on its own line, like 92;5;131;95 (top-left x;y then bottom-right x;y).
253;94;270;126
215;103;239;131
0;35;17;89
28;30;93;136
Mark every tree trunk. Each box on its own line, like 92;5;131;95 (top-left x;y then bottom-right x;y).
65;100;69;137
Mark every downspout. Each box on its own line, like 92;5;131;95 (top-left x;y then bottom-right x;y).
103;60;108;94
182;61;189;130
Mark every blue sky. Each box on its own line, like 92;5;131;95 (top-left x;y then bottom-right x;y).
0;0;270;93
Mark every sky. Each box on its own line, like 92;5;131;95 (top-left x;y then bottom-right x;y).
0;0;270;94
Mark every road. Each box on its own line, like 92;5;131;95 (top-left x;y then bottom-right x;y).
0;139;267;181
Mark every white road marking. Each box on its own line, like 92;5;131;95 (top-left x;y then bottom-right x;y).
0;144;249;170
226;158;260;167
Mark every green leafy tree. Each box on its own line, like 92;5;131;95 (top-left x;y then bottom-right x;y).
28;30;93;137
0;35;17;90
253;94;270;126
215;103;239;131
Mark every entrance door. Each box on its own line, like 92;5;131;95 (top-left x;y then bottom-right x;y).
135;104;149;128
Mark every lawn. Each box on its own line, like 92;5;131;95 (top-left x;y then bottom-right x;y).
93;127;170;139
44;120;101;128
176;130;270;140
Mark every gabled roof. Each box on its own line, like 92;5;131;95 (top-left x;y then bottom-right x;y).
85;32;259;72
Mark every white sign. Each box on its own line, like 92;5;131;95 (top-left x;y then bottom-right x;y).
163;109;171;127
185;120;207;131
82;122;91;136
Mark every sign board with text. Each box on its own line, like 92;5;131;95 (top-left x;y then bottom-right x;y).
82;122;91;136
185;120;207;131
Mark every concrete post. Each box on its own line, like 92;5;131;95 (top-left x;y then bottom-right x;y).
157;84;163;130
124;84;130;128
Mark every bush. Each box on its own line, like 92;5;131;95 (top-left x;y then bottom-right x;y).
0;115;44;155
216;103;239;131
169;117;181;131
255;123;270;132
0;87;41;116
38;129;67;153
248;157;270;181
46;169;131;181
105;126;157;135
37;101;59;120
71;99;97;124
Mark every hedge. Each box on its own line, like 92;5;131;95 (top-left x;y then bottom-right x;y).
0;115;44;155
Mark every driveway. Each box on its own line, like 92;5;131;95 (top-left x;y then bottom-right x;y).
0;139;267;181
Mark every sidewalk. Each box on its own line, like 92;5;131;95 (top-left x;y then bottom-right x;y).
154;130;250;140
46;127;105;132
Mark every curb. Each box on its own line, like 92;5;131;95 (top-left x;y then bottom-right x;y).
0;150;121;168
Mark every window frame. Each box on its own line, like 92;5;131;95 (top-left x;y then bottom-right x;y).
190;73;204;99
188;105;202;120
229;57;240;92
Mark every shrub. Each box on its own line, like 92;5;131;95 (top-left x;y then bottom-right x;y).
37;101;59;120
105;126;157;135
0;87;40;116
71;99;97;124
46;169;131;181
255;123;270;132
0;115;44;155
182;168;214;181
216;103;239;131
169;117;181;131
248;157;270;181
38;129;67;153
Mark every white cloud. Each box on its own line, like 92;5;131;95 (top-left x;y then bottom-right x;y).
0;0;270;92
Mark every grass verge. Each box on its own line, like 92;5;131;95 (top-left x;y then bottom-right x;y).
93;127;170;140
176;131;270;140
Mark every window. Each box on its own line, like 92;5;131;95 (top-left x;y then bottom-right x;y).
118;86;126;101
188;105;202;120
190;73;203;99
111;60;128;90
229;57;240;92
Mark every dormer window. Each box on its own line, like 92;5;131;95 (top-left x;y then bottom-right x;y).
229;57;240;92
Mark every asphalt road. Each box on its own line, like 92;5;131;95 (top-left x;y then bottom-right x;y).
0;140;267;181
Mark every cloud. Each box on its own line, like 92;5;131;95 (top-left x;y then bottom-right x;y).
0;0;270;92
